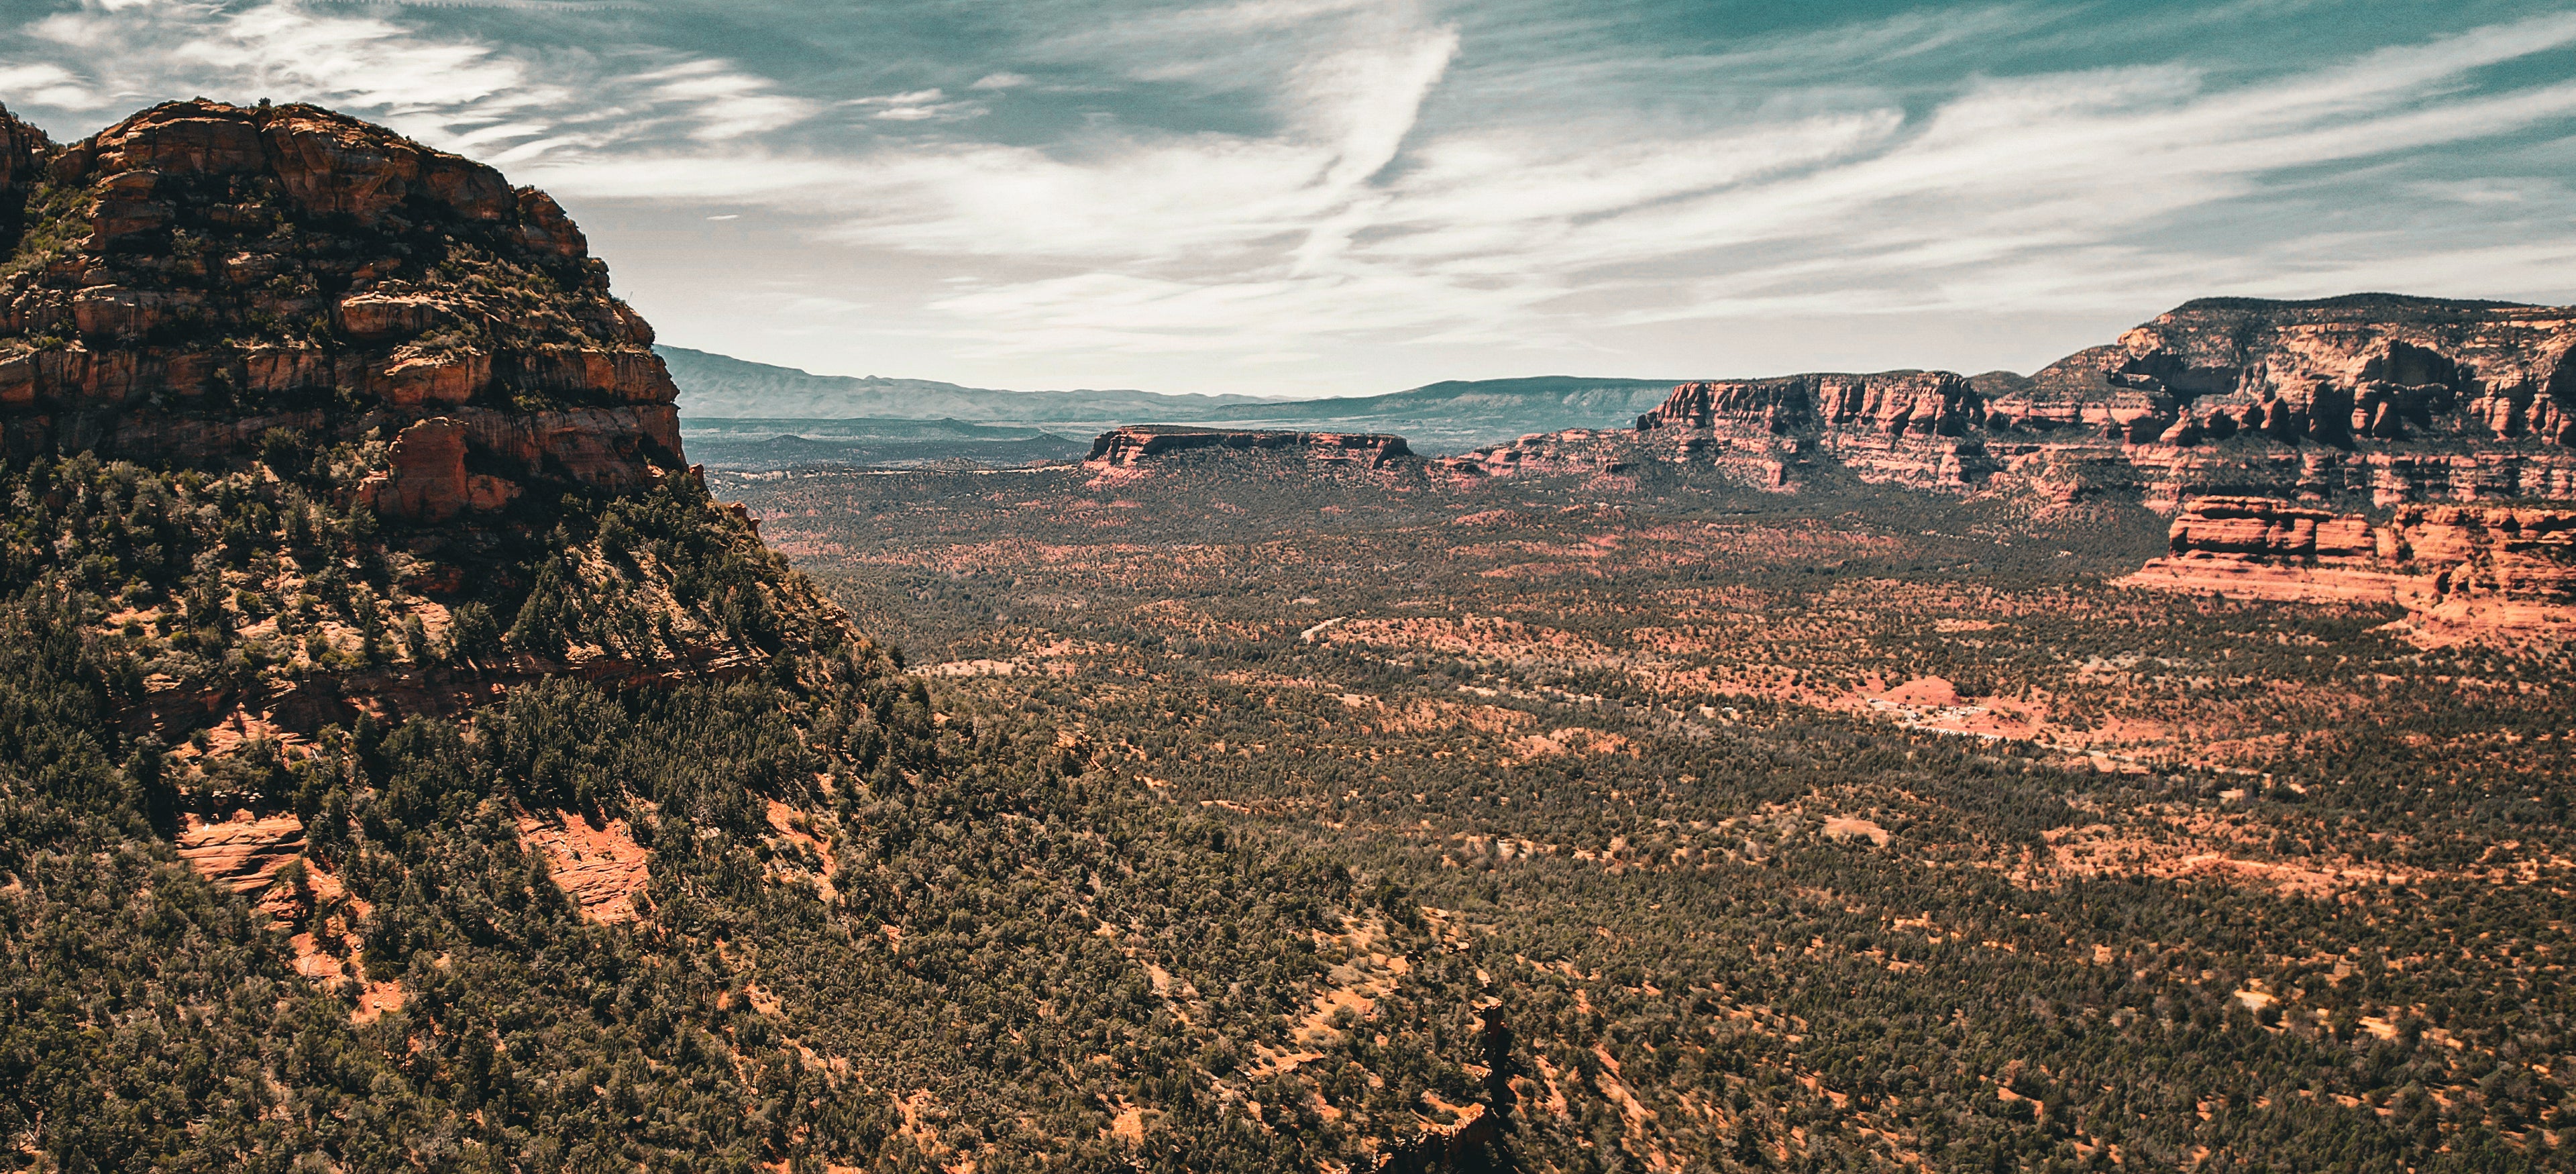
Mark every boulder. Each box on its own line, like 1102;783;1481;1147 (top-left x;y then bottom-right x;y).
358;417;521;523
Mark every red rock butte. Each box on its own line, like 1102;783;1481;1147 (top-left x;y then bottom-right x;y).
0;98;685;521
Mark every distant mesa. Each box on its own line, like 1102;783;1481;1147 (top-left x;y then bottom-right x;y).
1085;424;1412;470
1434;295;2576;511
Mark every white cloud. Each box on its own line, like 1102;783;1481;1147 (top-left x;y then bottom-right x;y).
637;59;820;140
1;0;810;160
846;88;985;123
4;0;2571;385
675;9;2571;359
0;62;97;109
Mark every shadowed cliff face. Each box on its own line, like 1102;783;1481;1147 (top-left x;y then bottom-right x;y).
0;98;683;519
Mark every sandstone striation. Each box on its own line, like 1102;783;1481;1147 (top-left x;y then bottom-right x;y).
1085;425;1412;470
0;98;682;519
2122;494;2576;641
517;811;653;924
174;810;309;894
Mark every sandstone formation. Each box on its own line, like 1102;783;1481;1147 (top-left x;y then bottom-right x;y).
1439;370;1998;492
1438;295;2576;511
0;99;880;919
0;98;682;518
2122;495;2576;640
1086;425;1412;470
174;810;309;894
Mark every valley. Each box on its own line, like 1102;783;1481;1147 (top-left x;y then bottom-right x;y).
0;93;2570;1174
720;456;2576;1171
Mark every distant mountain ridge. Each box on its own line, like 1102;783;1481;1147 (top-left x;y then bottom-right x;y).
661;345;1683;451
658;345;1273;421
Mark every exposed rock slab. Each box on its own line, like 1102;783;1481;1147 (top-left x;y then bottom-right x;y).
1085;425;1412;470
175;810;307;894
517;811;652;923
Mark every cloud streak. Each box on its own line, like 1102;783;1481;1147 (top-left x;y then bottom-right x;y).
0;1;2571;389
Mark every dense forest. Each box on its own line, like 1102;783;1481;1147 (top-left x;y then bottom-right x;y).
7;427;2575;1173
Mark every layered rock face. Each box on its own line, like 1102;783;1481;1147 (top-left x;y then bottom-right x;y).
1086;425;1412;470
2013;295;2576;509
2123;495;2576;639
0;99;682;519
1442;295;2576;509
1442;370;1998;492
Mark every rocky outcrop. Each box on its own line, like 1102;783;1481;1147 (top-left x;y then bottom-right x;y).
517;811;652;924
2122;495;2576;640
356;417;519;523
175;810;309;894
1434;429;1642;481
1086;425;1412;470
0;98;684;520
2016;296;2576;447
1442;370;1997;492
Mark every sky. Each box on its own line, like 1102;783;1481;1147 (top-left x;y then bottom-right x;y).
2;1;2573;398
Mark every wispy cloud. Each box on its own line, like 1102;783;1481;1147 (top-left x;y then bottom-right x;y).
0;1;2571;389
582;7;2576;357
845;87;985;123
4;0;812;159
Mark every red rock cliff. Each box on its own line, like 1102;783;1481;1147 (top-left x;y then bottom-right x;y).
0;99;684;521
1445;296;2576;509
2123;494;2576;641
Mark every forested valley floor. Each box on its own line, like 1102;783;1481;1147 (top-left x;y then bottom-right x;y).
5;445;2573;1172
710;459;2576;1173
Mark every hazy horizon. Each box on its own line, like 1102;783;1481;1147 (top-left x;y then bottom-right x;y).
5;1;2573;398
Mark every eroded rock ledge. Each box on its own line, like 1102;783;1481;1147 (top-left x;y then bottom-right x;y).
2121;494;2576;642
1436;295;2576;510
